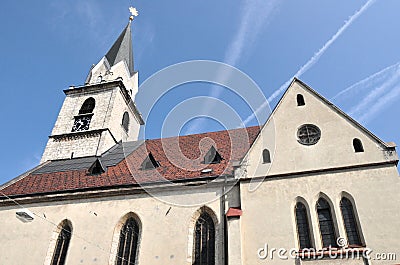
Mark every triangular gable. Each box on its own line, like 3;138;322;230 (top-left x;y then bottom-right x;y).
243;78;398;178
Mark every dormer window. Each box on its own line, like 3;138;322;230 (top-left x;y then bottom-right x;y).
141;153;159;170
88;159;105;175
204;146;222;164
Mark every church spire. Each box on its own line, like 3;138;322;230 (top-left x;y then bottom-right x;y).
85;7;139;85
105;21;134;76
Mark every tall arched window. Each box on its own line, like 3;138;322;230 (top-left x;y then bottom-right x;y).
116;217;140;265
316;198;337;248
262;149;271;163
353;138;364;153
51;221;72;265
297;94;305;106
122;112;130;132
79;97;95;114
340;197;362;246
295;202;312;249
193;212;215;265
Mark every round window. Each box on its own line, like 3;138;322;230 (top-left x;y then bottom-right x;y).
297;124;321;145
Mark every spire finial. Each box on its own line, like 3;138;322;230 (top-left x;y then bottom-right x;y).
129;6;139;21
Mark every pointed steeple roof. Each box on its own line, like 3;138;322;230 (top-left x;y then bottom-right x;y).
105;21;134;76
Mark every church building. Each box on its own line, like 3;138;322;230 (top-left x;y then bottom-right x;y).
0;12;399;265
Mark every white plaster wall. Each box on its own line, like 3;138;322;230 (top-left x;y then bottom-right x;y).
106;88;140;143
239;165;400;264
0;187;224;265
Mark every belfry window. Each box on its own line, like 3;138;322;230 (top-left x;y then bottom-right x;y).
51;221;72;265
193;211;215;265
316;198;337;248
204;146;222;164
295;202;313;249
262;149;271;163
116;217;140;265
122;112;130;132
353;138;364;153
297;94;305;106
72;98;95;132
79;97;95;114
340;197;362;246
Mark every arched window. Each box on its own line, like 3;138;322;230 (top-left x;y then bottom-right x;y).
79;97;95;114
51;222;72;265
340;197;362;246
353;138;364;153
262;149;271;163
122;112;130;132
193;212;215;265
295;202;312;249
116;217;140;265
316;198;337;248
297;94;305;106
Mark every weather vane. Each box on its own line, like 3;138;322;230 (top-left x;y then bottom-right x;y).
129;6;139;21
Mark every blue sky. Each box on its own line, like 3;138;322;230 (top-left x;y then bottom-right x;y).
0;0;399;183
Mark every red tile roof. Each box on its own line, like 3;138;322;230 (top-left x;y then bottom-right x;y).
1;126;260;197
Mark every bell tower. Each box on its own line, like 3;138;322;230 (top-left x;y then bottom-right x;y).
41;14;144;163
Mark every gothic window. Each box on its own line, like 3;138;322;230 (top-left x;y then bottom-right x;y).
295;202;313;249
262;149;271;163
297;124;321;145
79;97;95;114
51;222;72;265
316;198;337;248
193;212;215;265
297;94;305;106
116;217;140;265
353;138;364;153
141;153;159;170
204;146;222;164
122;112;130;132
340;197;362;246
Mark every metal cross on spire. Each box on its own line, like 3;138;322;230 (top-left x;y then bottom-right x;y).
129;6;139;21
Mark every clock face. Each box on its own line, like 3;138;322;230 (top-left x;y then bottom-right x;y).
72;115;92;132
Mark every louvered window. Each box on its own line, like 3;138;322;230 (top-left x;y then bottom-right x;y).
116;217;140;265
340;197;362;246
317;198;337;248
51;223;72;265
193;212;215;265
295;202;312;249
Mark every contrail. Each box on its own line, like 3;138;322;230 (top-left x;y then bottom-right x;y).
349;65;400;116
358;84;400;123
185;0;280;134
243;0;377;125
332;62;400;101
